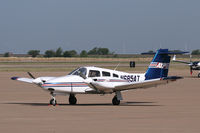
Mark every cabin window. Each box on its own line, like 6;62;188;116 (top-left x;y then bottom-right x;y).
102;71;110;77
88;70;100;77
113;73;119;78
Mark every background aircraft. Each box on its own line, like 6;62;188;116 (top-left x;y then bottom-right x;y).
11;49;184;106
173;55;200;78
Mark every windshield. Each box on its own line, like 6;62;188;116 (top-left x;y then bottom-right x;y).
68;67;87;76
68;68;79;75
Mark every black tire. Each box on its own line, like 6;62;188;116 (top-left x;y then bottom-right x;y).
50;99;57;106
50;99;54;105
112;96;120;105
198;73;200;78
69;95;77;105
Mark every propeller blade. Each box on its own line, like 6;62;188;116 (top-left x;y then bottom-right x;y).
27;72;36;79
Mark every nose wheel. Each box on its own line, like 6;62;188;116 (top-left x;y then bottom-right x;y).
112;96;120;105
49;92;57;106
69;94;77;105
50;98;57;106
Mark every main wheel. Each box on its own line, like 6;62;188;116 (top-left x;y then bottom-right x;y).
198;73;200;78
112;96;120;105
50;99;57;106
69;95;77;105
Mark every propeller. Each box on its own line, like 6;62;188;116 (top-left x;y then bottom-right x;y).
27;72;44;85
27;72;36;79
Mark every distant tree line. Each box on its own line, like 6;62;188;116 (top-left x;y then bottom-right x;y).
141;49;200;55
25;47;113;58
3;48;200;57
191;49;200;55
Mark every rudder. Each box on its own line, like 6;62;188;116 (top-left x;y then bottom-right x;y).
145;49;171;80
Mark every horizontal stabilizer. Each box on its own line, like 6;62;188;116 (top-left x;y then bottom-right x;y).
142;51;189;55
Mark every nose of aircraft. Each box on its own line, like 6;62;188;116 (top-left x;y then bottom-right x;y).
32;78;43;84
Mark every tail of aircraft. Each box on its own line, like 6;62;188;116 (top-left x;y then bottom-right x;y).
145;49;188;80
145;49;171;80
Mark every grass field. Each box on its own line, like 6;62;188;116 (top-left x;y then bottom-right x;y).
0;57;190;72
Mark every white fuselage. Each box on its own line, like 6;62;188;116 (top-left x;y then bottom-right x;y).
41;66;145;94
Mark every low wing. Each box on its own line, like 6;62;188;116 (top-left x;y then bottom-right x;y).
85;76;183;93
114;76;183;91
11;77;34;83
11;76;56;84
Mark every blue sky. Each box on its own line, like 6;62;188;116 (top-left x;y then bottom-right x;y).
0;0;200;54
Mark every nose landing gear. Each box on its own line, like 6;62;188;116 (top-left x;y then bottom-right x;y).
50;98;57;106
49;92;57;106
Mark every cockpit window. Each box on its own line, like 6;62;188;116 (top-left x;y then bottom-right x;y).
69;67;87;76
88;70;100;77
68;68;79;75
102;71;110;77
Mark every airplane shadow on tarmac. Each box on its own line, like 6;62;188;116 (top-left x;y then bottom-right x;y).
3;101;162;107
184;76;200;79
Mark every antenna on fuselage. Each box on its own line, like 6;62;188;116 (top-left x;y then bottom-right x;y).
114;63;120;71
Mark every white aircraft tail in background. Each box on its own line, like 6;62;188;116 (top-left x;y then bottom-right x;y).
11;49;185;105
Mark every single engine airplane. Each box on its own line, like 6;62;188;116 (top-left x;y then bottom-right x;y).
11;49;185;105
172;55;200;78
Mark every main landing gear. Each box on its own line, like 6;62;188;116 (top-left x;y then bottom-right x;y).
112;96;120;105
49;92;122;106
49;93;77;105
198;73;200;78
49;92;57;106
69;94;77;105
112;91;123;105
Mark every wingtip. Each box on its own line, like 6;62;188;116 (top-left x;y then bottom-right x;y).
11;77;19;80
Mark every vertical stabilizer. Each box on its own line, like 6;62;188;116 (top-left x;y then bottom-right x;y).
145;49;171;80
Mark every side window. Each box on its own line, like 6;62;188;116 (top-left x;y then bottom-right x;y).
102;71;110;77
113;73;119;78
88;70;100;77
